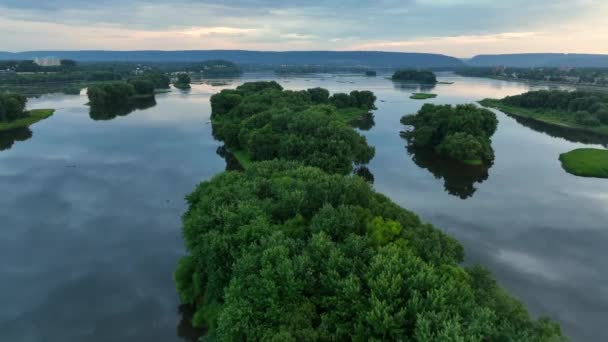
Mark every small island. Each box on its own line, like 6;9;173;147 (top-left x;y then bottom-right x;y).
0;93;54;131
174;73;191;89
210;81;376;174
410;93;437;100
559;148;608;178
480;90;608;136
401;104;498;165
391;69;438;84
87;80;156;119
365;70;377;77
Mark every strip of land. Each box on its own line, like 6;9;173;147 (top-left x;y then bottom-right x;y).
480;99;608;136
0;109;55;132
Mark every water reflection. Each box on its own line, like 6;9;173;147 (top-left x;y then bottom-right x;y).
176;305;204;342
406;146;491;199
0;127;33;151
391;81;436;93
89;97;157;121
354;165;375;183
351;112;375;131
216;146;245;171
506;113;608;147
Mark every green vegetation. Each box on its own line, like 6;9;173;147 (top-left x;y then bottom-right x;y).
401;104;498;165
87;81;156;120
186;60;242;78
481;90;608;136
210;81;375;174
410;92;437;100
0;109;55;132
391;69;438;84
559;148;608;178
175;160;564;341
174;73;192;89
456;67;608;87
0;93;54;131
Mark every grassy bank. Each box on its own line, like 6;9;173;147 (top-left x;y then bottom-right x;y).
0;109;55;132
559;148;608;178
410;93;437;100
479;99;608;136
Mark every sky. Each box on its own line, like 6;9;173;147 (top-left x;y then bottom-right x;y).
0;0;606;57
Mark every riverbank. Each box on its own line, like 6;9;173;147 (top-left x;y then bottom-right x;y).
0;109;55;132
479;99;608;136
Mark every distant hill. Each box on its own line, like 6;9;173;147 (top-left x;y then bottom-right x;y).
468;53;608;68
0;50;465;68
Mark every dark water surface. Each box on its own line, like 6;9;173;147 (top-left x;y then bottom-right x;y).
1;74;606;341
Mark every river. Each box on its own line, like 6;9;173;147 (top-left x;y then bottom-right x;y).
1;73;606;341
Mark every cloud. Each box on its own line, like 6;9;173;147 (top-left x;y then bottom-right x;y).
0;0;606;55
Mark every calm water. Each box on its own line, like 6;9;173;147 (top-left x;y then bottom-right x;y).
1;74;606;341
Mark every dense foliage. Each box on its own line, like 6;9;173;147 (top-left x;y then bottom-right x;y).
175;160;564;341
0;93;27;122
401;104;498;164
210;81;375;174
392;69;438;84
174;73;192;89
499;90;608;127
456;67;608;86
87;81;156;119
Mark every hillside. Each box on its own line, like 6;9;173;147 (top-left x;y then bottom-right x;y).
468;53;608;68
0;50;465;68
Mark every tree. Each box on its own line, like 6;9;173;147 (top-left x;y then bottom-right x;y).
392;69;437;84
210;82;376;174
401;104;497;164
175;161;564;341
129;79;155;96
0;93;27;121
175;73;192;89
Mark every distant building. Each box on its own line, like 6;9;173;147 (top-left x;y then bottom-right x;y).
33;57;61;67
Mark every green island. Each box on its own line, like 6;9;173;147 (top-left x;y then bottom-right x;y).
480;90;608;136
210;81;376;174
401;104;498;165
174;73;192;89
87;80;157;120
0;93;54;131
175;160;564;340
559;148;608;178
391;69;438;84
410;92;437;100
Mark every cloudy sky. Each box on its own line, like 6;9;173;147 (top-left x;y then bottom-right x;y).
0;0;606;57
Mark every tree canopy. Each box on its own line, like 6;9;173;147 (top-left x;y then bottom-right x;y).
210;81;376;174
175;160;564;341
499;90;608;127
392;69;438;84
401;104;498;165
87;81;156;120
0;93;27;122
174;73;192;89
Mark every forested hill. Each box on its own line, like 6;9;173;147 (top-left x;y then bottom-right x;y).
0;50;465;68
467;53;608;68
